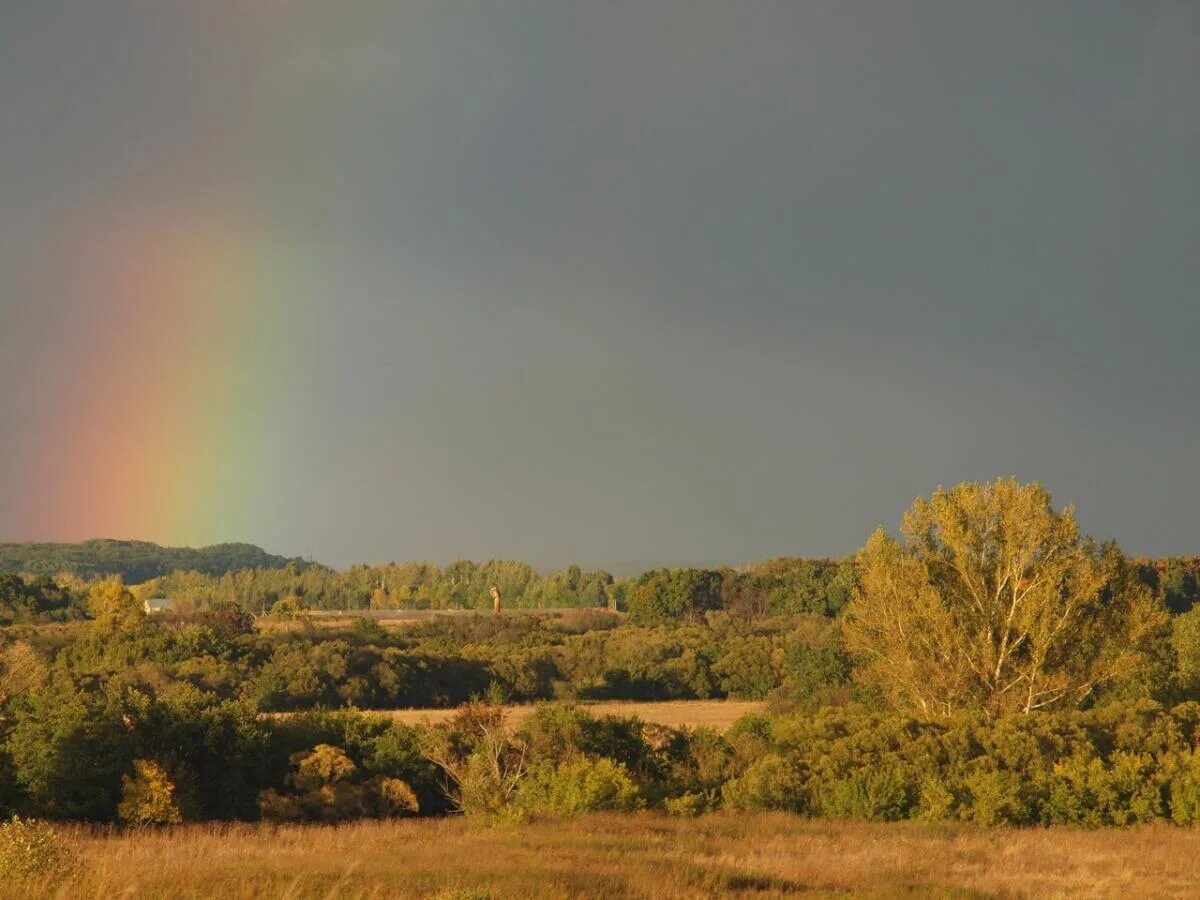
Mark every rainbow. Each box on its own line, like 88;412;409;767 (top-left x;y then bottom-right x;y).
10;195;312;548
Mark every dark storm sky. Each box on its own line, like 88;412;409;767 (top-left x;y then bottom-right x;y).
1;2;1198;569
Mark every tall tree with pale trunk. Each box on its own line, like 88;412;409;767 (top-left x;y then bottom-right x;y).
844;479;1168;718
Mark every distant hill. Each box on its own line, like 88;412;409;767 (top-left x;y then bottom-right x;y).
0;539;308;583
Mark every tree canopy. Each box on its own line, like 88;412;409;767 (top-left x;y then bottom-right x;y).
844;479;1169;718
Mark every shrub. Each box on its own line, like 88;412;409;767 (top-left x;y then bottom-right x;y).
517;757;642;818
375;777;421;815
420;706;530;820
721;755;805;813
118;759;183;825
1169;751;1200;825
917;776;958;821
815;766;913;821
0;816;69;881
1043;752;1164;827
260;744;420;822
961;768;1031;826
663;792;710;817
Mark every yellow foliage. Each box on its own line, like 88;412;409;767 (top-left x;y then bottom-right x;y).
377;777;420;814
844;479;1168;717
118;760;182;826
0;642;48;706
88;577;144;633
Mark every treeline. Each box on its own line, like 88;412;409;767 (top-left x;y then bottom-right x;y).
16;554;1200;629
136;560;622;614
127;556;857;618
0;540;306;583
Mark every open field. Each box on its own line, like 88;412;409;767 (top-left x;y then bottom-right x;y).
281;700;765;731
21;813;1200;899
256;607;622;631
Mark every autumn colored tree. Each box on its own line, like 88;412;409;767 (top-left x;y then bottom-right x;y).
117;760;182;825
0;642;47;708
87;577;144;634
844;479;1168;718
259;744;419;822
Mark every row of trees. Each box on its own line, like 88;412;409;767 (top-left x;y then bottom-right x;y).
127;556;858;619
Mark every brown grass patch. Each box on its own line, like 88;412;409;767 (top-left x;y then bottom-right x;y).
363;700;764;731
17;813;1200;899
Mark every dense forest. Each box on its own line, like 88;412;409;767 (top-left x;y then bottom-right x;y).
5;482;1200;839
0;540;307;583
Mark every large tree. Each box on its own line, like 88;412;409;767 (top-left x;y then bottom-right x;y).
844;479;1167;718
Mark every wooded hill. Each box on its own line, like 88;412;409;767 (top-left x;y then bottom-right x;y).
0;539;307;583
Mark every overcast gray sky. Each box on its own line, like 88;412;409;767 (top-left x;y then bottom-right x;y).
1;2;1198;569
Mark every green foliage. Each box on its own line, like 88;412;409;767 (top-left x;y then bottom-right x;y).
814;766;913;821
626;569;724;625
0;539;305;583
4;678;139;820
516;757;642;818
663;792;709;816
1136;557;1200;614
0;575;83;625
1171;608;1200;694
420;704;531;821
268;710;442;815
1042;752;1164;827
0;641;48;709
1167;751;1200;825
3;523;1200;832
957;768;1030;826
721;755;805;813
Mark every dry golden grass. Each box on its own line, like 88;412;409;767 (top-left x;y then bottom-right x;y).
17;813;1200;899
371;700;763;731
255;608;623;632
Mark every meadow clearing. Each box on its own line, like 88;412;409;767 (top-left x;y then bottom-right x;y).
17;812;1200;899
363;699;763;731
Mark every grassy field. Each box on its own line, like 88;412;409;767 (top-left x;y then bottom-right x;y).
257;607;622;631
21;813;1200;899
369;699;764;731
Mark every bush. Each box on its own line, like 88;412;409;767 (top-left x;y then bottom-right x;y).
814;766;913;821
663;792;710;817
517;757;642;818
1168;751;1200;825
260;744;420;822
917;776;958;821
721;755;805;813
118;759;182;825
1043;752;1164;827
0;816;69;881
961;768;1031;826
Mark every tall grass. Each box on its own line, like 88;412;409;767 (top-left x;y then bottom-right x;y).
13;813;1199;899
